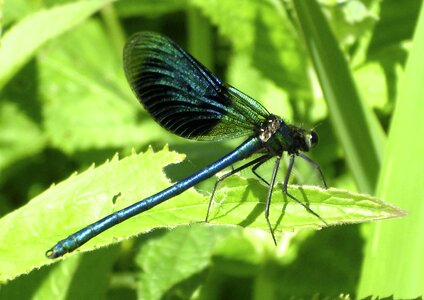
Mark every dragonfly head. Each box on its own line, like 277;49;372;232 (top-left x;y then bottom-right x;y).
304;129;319;151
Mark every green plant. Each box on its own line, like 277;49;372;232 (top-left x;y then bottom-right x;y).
0;0;422;299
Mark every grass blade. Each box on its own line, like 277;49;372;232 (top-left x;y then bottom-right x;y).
357;2;424;297
293;0;386;193
0;0;113;89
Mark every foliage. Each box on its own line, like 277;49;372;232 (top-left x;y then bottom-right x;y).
0;0;422;299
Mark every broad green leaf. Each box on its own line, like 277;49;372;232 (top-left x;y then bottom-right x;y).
39;20;162;153
293;0;386;193
0;255;81;300
190;0;255;50
208;176;404;233
250;1;309;94
136;224;236;300
323;0;377;49
0;147;403;282
0;0;114;89
358;2;424;297
0;101;46;173
368;0;421;54
364;0;421;111
54;247;118;300
227;54;293;121
0;147;188;282
0;246;118;299
191;0;311;99
2;0;42;26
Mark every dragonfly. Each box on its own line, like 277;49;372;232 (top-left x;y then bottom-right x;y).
46;32;327;259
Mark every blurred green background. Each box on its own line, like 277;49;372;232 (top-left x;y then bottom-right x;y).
1;0;423;299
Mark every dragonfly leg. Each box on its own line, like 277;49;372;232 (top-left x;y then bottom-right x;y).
283;154;328;226
297;152;328;189
264;156;282;246
205;155;270;222
252;158;271;186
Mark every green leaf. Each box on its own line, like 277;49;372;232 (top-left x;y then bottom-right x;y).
0;101;46;173
136;224;235;300
368;0;421;54
208;176;404;233
324;0;377;50
191;0;309;96
0;248;118;299
2;0;42;26
0;255;82;300
358;2;424;297
0;147;403;283
39;20;159;153
227;53;293;121
190;0;256;50
293;0;386;193
0;147;190;282
250;2;309;94
61;247;119;300
0;0;114;89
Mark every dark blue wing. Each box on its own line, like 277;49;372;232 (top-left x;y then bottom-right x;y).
123;32;270;141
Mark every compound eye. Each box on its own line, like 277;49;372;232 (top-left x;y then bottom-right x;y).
308;130;319;149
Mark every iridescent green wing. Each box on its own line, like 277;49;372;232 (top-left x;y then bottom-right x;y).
123;32;270;141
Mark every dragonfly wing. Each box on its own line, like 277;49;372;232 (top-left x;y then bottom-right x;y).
123;32;270;141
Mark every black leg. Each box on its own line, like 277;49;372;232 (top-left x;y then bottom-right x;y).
297;152;328;189
283;154;328;226
205;154;271;222
264;156;282;246
252;157;271;186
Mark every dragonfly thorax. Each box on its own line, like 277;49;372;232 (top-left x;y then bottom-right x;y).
258;114;319;156
258;115;283;142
